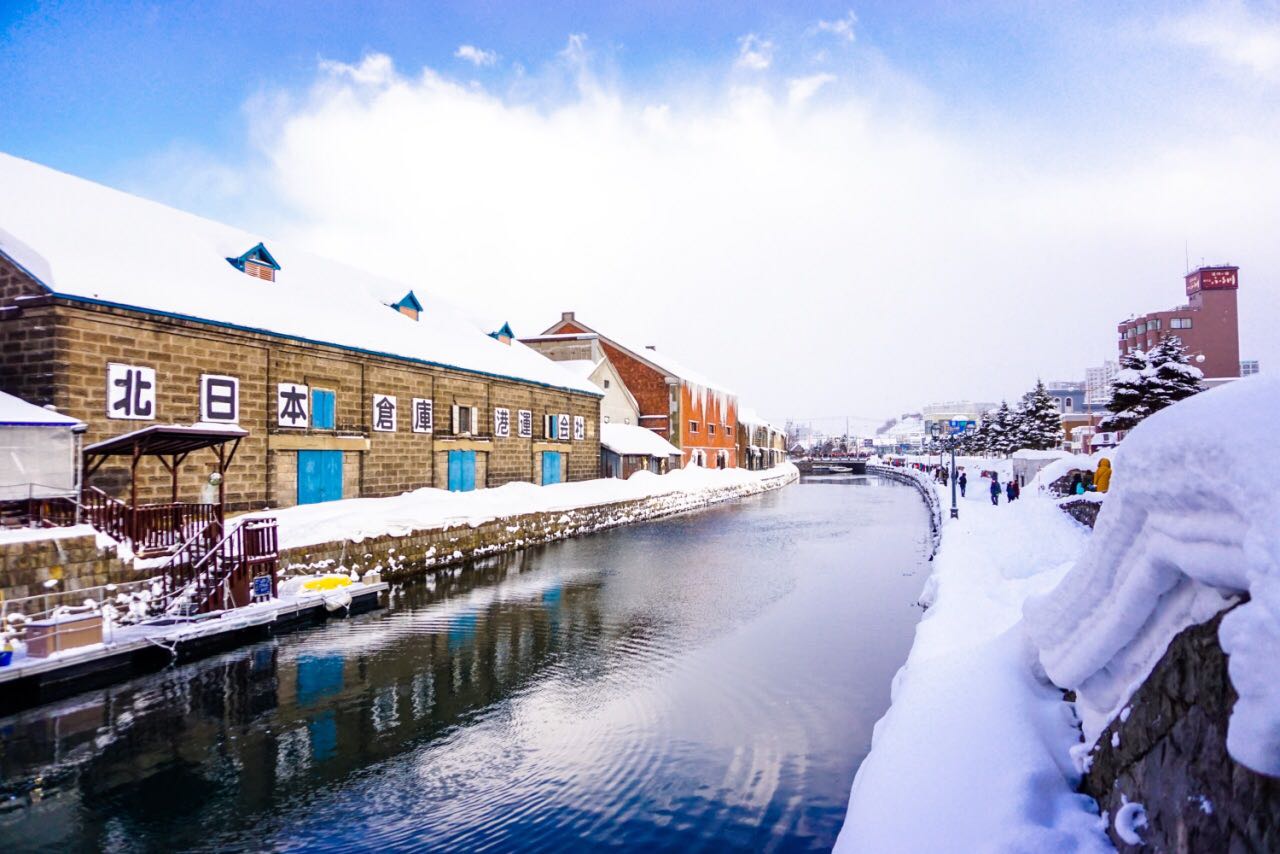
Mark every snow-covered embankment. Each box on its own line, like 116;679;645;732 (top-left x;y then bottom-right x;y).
247;463;798;575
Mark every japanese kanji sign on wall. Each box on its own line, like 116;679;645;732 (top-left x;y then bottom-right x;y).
200;374;239;423
106;363;156;420
277;383;309;428
494;407;511;438
372;394;398;432
558;413;570;440
517;409;533;438
412;398;433;433
573;415;586;441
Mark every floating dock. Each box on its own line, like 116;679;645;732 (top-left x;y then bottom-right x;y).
0;582;387;715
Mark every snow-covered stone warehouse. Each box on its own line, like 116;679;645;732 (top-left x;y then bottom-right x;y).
0;154;602;510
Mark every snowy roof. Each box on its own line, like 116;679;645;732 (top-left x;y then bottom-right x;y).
0;154;600;397
536;321;734;398
0;390;83;428
737;406;783;434
557;359;601;381
600;423;682;458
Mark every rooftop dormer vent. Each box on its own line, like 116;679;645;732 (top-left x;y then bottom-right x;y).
227;242;281;282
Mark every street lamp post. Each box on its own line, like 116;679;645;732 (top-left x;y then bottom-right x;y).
949;440;959;519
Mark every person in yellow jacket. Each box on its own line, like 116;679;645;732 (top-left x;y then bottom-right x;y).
1094;457;1112;493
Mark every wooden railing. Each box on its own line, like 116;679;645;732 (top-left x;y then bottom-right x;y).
82;488;131;544
160;517;278;615
81;488;220;555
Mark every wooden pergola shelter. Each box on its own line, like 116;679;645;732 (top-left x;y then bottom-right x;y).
82;423;248;554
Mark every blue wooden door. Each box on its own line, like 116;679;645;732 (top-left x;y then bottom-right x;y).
448;450;477;492
541;451;562;485
298;450;343;504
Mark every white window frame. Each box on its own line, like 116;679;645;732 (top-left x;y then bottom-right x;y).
452;404;479;436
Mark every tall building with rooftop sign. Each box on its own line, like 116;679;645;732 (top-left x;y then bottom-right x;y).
1116;265;1241;383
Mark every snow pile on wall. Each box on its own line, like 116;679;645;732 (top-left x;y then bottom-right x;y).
1025;375;1280;775
246;463;797;551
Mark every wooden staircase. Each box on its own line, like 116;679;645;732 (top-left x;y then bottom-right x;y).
157;518;279;616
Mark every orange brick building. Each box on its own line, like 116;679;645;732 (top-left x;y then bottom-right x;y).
522;313;739;468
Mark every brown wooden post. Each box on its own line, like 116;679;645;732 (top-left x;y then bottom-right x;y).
130;445;140;546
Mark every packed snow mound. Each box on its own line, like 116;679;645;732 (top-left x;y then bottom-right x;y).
1024;374;1280;775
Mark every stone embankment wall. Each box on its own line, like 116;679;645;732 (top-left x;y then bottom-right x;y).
866;465;941;558
1059;498;1102;529
1079;606;1280;851
0;531;126;601
279;469;799;579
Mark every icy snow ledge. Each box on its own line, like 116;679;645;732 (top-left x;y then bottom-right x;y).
1024;374;1280;775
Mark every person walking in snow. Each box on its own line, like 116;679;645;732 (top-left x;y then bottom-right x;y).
958;471;967;497
990;477;1001;506
1006;479;1020;502
941;466;948;487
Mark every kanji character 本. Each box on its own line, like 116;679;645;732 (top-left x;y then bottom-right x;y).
106;363;156;420
277;383;309;427
412;398;433;433
373;395;398;432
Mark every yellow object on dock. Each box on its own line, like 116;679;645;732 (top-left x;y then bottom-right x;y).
301;575;353;592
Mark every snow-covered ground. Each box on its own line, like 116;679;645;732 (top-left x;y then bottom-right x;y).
242;463;798;551
840;374;1280;849
836;471;1111;851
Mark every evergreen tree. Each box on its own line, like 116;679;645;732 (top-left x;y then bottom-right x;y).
1019;380;1066;450
1099;349;1153;432
988;401;1018;457
1147;334;1204;411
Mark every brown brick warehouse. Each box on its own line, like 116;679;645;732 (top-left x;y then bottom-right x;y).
0;155;602;511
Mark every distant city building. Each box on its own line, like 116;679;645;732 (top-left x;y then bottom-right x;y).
1241;359;1261;377
1085;361;1118;405
1045;382;1086;414
1116;265;1241;383
921;400;996;436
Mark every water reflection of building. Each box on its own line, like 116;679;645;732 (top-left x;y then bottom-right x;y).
0;551;621;847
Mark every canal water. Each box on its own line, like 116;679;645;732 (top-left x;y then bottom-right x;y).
0;474;930;852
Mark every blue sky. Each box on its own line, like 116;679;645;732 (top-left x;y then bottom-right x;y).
3;1;1220;187
3;1;1278;420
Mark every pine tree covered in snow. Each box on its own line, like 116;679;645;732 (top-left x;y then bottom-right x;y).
1147;334;1204;411
987;401;1019;457
1100;340;1203;432
1018;380;1065;450
1100;350;1153;432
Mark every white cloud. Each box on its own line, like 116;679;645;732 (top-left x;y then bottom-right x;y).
788;73;837;105
735;34;774;70
814;10;858;44
1162;0;1280;80
455;44;499;67
167;41;1280;422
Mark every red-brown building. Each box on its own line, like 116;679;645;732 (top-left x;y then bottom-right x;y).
522;313;739;468
1117;265;1241;382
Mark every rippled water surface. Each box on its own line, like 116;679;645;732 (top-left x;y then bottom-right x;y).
0;474;929;852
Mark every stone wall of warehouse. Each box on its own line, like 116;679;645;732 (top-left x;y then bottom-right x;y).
1077;606;1280;852
0;532;128;601
278;467;798;578
0;255;602;511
